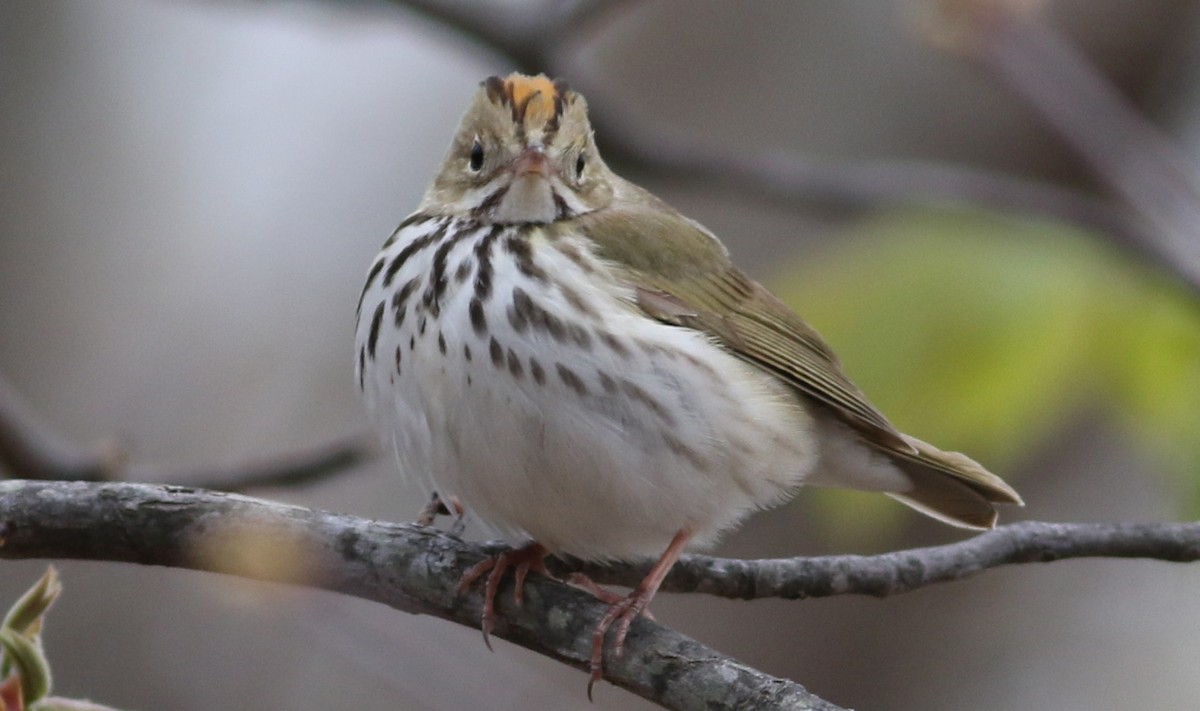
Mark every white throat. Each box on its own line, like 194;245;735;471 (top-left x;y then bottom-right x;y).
494;175;556;223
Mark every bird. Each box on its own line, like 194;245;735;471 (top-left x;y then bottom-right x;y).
354;73;1023;691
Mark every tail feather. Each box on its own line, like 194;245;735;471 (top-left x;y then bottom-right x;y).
806;414;1023;530
885;434;1023;530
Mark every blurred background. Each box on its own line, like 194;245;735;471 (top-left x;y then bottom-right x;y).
2;0;1200;709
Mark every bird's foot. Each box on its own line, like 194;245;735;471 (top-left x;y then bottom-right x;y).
458;541;554;651
566;572;656;621
415;491;466;537
587;586;655;699
584;529;691;699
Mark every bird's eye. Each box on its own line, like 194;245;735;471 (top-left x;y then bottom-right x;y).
574;151;587;179
468;139;484;172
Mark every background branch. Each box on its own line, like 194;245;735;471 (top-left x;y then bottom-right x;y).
0;376;374;492
381;0;1200;294
945;2;1200;293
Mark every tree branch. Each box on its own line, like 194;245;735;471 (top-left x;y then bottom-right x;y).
0;480;841;711
2;480;1197;706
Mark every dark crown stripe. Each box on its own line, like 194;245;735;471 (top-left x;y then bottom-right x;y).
483;74;569;129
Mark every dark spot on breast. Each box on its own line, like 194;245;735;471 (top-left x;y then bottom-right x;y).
507;348;523;378
530;358;546;385
469;297;487;335
622;379;676;426
556;242;594;274
541;310;567;341
454;259;473;283
680;352;718;377
437;331;447;355
663;432;707;471
557;363;587;396
393;277;419;311
395;345;403;375
357;346;365;390
357;256;386;317
367;301;385;360
597;371;618;394
507;304;527;333
558;283;597;319
472;224;505;301
383;220;447;287
504;234;546;282
464;343;472;361
381;213;432;251
598;331;630;358
425;223;474;313
489;337;504;367
567;323;592;349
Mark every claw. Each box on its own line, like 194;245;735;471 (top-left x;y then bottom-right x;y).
415;491;450;527
457;542;553;652
458;530;692;698
585;529;691;697
445;494;467;538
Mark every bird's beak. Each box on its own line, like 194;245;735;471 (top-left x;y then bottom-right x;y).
512;146;552;178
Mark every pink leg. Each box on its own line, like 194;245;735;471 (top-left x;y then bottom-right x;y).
458;541;556;650
587;529;692;699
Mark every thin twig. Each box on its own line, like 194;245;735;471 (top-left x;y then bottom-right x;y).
565;520;1200;599
0;480;843;711
0;378;112;482
134;432;379;493
0;376;374;492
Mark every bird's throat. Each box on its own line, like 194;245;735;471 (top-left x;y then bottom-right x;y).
494;176;557;224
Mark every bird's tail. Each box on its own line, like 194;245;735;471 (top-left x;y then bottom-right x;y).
806;415;1023;530
882;434;1023;530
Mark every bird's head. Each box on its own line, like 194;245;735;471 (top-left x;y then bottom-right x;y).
420;74;615;224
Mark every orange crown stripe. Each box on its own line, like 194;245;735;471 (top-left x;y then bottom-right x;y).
504;73;561;125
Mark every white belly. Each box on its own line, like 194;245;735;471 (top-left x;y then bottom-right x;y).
356;215;817;560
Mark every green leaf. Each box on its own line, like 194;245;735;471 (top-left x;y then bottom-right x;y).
0;629;50;704
3;568;61;641
770;207;1200;525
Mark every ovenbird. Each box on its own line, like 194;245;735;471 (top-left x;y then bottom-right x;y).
354;73;1022;689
